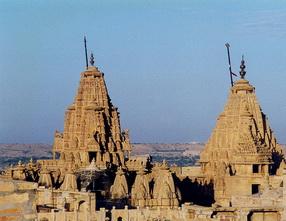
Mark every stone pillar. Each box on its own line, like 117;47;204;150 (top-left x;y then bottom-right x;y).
238;209;249;221
52;209;56;221
74;208;78;221
90;194;96;213
124;205;129;221
98;208;107;221
111;206;116;221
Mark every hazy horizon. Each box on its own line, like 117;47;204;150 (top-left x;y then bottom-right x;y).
1;1;286;144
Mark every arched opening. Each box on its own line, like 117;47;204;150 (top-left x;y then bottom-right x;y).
64;203;70;211
78;200;87;212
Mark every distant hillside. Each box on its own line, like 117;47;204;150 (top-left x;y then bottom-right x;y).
0;143;204;168
0;143;52;169
0;143;203;157
131;143;204;157
131;143;204;166
0;143;285;169
0;143;52;158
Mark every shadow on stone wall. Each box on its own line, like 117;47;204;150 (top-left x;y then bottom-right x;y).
177;176;214;206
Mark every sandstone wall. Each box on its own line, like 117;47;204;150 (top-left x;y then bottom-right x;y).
0;179;37;221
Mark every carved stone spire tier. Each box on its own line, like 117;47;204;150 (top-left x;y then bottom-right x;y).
110;167;128;199
131;166;151;207
38;167;52;188
53;65;132;169
59;164;78;192
152;162;179;208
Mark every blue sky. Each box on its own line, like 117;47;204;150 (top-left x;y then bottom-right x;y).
0;0;286;144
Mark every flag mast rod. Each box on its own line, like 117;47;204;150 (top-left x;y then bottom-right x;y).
225;43;235;87
84;36;89;70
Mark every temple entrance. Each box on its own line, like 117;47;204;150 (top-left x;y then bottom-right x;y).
89;152;97;162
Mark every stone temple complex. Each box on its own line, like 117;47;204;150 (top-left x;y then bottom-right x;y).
0;50;285;221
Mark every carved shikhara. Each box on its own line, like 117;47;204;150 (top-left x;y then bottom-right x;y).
200;77;284;207
53;66;132;169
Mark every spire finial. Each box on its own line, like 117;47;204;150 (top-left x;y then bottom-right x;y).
239;55;246;79
90;52;95;66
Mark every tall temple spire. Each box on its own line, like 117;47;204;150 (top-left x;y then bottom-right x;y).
52;51;132;169
239;55;246;79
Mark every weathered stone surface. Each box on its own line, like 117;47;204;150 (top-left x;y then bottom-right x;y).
0;180;37;221
0;180;15;192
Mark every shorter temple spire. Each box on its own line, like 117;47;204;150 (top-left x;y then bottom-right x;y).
239;55;246;79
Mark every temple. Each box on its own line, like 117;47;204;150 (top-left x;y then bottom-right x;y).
52;61;131;169
0;50;285;221
200;58;284;207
